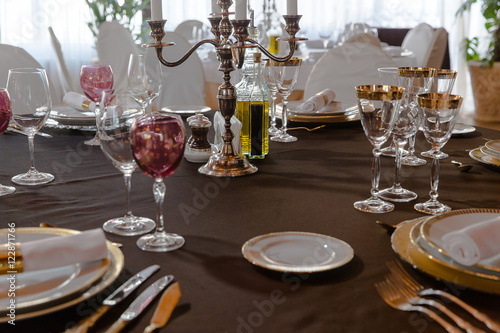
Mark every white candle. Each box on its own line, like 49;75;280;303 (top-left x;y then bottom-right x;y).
151;0;163;21
235;0;247;20
287;0;297;15
211;0;219;14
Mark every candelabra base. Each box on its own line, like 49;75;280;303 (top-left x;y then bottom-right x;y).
198;153;257;177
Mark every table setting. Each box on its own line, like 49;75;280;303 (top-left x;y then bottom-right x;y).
1;1;500;332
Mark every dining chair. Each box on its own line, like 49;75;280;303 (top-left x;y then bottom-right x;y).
48;27;75;95
425;28;448;69
303;42;396;104
0;44;43;87
96;21;139;94
174;20;205;42
344;32;382;48
145;31;205;108
401;23;435;67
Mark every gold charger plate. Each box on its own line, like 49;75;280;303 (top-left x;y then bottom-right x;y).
469;147;500;167
391;218;500;295
0;227;124;322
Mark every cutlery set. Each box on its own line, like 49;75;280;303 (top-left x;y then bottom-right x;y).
66;265;181;333
376;261;500;333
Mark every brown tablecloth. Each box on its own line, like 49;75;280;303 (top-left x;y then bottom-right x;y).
1;115;499;332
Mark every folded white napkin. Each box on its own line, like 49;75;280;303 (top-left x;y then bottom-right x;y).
214;111;242;155
442;215;500;266
63;92;96;112
21;228;108;272
296;89;336;112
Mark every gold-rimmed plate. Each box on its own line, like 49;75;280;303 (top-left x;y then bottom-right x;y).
391;218;500;294
469;147;500;167
0;227;123;322
242;231;354;273
276;101;360;123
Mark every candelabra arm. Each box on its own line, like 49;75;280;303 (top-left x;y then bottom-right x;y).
155;39;220;67
246;39;295;62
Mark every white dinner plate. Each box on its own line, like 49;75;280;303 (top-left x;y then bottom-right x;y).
469;147;500;167
49;105;96;126
452;123;476;135
161;105;211;115
0;227;123;321
276;101;360;123
419;208;500;274
242;231;354;273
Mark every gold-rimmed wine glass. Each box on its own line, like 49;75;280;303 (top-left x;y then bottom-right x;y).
354;85;404;213
414;93;463;215
263;59;281;136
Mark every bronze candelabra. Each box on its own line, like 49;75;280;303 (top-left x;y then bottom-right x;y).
144;0;305;177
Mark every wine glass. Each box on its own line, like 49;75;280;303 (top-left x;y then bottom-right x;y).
97;91;156;236
354;84;404;213
130;113;186;252
414;93;463;215
0;88;15;195
7;68;54;186
318;23;334;49
80;65;114;146
127;54;162;114
270;57;302;143
263;59;280;136
398;67;436;167
378;96;422;202
378;67;407;158
421;69;457;159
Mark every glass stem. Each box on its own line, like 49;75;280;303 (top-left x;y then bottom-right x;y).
123;171;133;218
281;96;289;134
28;134;36;172
407;134;416;156
270;92;277;126
371;147;381;199
153;178;166;234
393;138;406;191
429;156;440;202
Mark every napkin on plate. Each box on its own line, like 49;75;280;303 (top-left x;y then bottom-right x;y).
442;215;500;266
213;111;242;154
20;228;108;272
63;92;96;112
296;89;336;112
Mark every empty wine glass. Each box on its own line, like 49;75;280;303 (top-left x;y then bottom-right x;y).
263;59;280;136
0;88;15;195
128;54;162;114
354;85;404;213
97;92;156;236
80;65;114;146
270;57;302;143
130;113;186;252
318;23;334;49
421;69;457;160
414;93;463;215
398;67;436;167
7;68;54;186
379;96;422;202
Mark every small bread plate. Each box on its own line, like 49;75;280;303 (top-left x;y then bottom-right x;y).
276;101;360;123
161;105;211;115
452;123;476;135
469;147;500;167
49;105;96;127
0;227;123;322
391;217;500;294
242;231;354;273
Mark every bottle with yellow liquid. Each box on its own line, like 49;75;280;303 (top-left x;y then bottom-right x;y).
267;0;283;55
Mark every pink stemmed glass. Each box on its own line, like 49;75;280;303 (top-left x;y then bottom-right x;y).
80;65;114;146
0;89;15;196
130;113;186;252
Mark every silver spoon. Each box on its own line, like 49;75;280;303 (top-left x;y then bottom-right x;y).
451;160;473;172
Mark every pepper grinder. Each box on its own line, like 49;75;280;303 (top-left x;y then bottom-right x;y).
185;113;214;163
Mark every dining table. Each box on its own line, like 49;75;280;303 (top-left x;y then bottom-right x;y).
1;111;499;333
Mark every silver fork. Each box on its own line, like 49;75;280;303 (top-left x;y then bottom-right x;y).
375;279;462;333
387;261;500;333
387;274;486;333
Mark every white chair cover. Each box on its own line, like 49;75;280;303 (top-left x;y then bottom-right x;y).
97;21;139;93
174;20;205;42
344;32;382;48
48;27;74;95
0;44;43;87
401;23;434;67
304;42;396;104
145;31;205;108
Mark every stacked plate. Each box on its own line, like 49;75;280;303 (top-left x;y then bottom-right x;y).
0;227;123;322
469;139;500;167
391;208;500;294
47;105;98;131
276;100;360;123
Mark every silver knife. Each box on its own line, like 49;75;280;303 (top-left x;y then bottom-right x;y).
65;265;160;333
104;275;174;333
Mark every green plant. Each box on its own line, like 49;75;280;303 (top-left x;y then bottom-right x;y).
456;0;500;67
85;0;151;43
